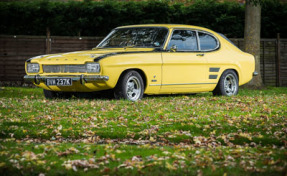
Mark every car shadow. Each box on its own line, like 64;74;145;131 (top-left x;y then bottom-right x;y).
72;90;114;100
70;91;211;101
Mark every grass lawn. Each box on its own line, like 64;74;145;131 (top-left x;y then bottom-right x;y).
0;87;286;175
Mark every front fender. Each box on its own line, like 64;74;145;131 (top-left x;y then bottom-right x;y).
99;52;162;93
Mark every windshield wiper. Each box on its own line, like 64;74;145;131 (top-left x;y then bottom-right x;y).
92;47;106;50
124;45;136;48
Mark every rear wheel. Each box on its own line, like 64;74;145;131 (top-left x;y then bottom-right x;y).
114;70;144;101
213;70;238;96
43;89;72;99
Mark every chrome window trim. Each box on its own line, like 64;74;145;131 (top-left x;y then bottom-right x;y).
96;29;116;48
197;30;220;52
166;29;199;52
196;31;201;51
165;28;220;52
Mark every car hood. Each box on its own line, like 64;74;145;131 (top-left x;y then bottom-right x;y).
29;48;156;65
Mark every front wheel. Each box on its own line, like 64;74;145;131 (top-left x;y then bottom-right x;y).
114;70;144;101
213;70;239;96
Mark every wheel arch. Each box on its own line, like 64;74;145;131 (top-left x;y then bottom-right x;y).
213;68;240;91
229;68;239;81
213;68;239;96
219;68;240;82
116;68;147;90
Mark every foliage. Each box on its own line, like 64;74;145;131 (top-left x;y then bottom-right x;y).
0;87;286;175
261;0;287;38
0;0;286;37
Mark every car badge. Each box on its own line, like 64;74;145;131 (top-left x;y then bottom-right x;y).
90;54;96;58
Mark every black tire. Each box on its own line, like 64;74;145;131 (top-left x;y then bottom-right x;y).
213;70;239;96
43;89;72;99
43;89;57;99
114;70;144;101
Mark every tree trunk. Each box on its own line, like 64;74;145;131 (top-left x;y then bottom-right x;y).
244;0;263;87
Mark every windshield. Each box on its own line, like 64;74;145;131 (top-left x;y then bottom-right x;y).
97;27;168;48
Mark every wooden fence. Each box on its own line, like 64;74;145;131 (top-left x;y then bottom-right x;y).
0;35;103;84
0;35;286;87
231;38;287;87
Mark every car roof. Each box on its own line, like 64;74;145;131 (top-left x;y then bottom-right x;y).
116;24;214;32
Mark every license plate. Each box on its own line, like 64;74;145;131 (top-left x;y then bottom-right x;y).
46;78;72;86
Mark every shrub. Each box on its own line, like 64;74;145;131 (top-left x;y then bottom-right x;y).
0;0;286;38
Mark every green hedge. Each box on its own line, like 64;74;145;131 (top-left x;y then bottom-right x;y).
0;0;286;38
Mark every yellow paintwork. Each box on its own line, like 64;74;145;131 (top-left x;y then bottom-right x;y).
25;24;255;94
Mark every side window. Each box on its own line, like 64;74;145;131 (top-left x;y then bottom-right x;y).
198;32;218;51
167;30;198;51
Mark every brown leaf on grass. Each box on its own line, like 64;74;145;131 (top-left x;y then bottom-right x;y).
57;147;79;157
22;151;38;161
132;156;142;162
118;156;144;170
62;159;99;170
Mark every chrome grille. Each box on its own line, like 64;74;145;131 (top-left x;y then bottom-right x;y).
43;65;87;73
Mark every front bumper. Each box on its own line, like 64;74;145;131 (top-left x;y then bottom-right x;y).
24;75;109;85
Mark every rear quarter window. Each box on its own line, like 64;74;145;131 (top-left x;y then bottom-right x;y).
198;32;218;51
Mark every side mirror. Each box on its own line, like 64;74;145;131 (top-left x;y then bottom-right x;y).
170;45;177;52
153;42;160;47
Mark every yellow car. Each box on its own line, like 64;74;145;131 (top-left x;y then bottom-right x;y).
24;24;256;101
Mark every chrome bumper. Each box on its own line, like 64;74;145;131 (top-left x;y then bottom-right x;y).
24;75;109;85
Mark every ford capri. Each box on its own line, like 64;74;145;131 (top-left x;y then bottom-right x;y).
24;24;256;101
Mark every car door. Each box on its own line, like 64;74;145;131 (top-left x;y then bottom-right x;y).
197;31;222;88
160;29;209;93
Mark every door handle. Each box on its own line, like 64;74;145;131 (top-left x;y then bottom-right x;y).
196;54;205;56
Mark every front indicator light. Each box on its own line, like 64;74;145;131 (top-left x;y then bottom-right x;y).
27;63;40;73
